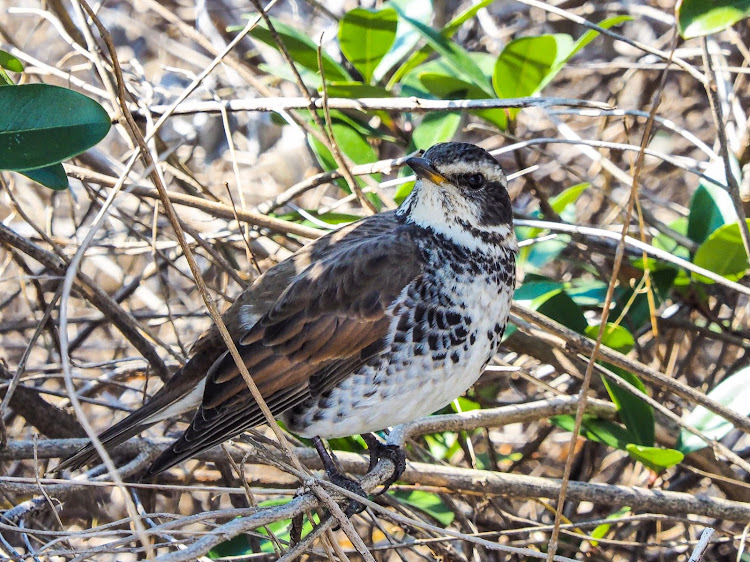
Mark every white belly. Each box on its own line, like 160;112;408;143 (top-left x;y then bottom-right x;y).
286;268;513;438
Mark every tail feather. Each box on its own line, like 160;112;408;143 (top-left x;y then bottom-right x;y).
55;370;206;473
55;419;152;472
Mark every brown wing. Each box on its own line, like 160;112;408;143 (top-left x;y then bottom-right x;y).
144;214;423;476
59;212;406;472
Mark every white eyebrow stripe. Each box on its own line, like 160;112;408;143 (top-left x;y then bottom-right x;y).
436;161;507;183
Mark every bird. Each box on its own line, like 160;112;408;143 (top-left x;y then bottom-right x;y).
57;141;517;499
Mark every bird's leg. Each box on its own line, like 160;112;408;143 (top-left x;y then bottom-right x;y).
361;433;406;496
312;436;366;515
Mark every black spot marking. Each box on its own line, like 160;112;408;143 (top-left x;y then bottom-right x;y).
428;333;439;350
446;311;462;325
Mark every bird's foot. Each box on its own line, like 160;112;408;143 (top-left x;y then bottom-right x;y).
312;436;367;516
362;433;406;496
326;470;367;516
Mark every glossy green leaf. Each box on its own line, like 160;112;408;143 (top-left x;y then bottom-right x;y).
550;183;590;214
452;396;481;412
412;111;461;150
653;217;691;262
588;323;655;447
399;14;492;94
322;81;391;98
493;34;573;118
550;414;635;449
687;184;736;244
587;322;635;354
692;219;750;283
308;121;379;202
417;71;507;129
533;289;588;334
677;0;750;38
0;50;23;73
0;84;111;171
388;0;490;86
678;364;750;453
626;444;684;472
687;158;739;243
394;179;415;204
309;122;377;171
0;68;12;87
514;279;564;302
522;235;570;270
391;490;455;526
249;18;351;82
339;8;398;84
20;163;68;190
590;507;632;546
566;16;631;63
611;267;677;333
492;17;627;118
374;0;432;82
567;279;609;306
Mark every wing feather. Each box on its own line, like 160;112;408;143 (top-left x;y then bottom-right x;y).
145;216;423;476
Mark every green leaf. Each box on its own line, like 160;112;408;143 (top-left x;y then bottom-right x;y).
20;163;68;190
412;111;461;150
550;182;590;214
308;121;379;203
626;444;684;472
452;396;481;412
533;289;588;334
678;364;750;454
521;235;571;270
208;498;318;557
0;50;24;73
492;17;628;118
565;16;632;63
653;217;691;262
323;81;391;98
588;323;655;447
249;18;351;82
550;414;635;449
388;0;490;86
391;490;455;526
567;279;609;306
0;84;111;171
493;34;573;118
514;279;565;302
394;179;415;204
590;507;632;546
339;7;398;84
692;219;750;283
375;0;433;82
399;14;492;95
416;71;507;129
0;68;13;86
443;0;494;31
687;158;739;243
677;0;750;38
309;122;377;171
587;322;635;355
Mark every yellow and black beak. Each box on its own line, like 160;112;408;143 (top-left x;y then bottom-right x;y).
406;156;448;186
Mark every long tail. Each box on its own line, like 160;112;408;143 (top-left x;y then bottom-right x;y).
55;369;205;472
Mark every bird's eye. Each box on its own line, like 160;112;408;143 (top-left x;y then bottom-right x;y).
466;173;484;189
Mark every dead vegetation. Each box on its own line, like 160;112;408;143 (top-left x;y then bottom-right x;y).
1;0;750;560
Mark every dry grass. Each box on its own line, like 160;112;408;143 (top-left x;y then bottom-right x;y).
1;0;749;560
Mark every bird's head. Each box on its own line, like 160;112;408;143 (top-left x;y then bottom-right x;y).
400;142;515;250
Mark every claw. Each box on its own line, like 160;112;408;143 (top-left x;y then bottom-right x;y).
312;436;367;516
362;433;406;496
